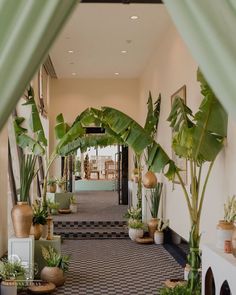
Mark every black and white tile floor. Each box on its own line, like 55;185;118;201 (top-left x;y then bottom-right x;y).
56;239;183;295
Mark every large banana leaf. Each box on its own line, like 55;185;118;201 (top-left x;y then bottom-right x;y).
13;116;45;155
22;87;47;147
193;70;228;161
54;113;70;140
58;134;123;156
144;92;161;138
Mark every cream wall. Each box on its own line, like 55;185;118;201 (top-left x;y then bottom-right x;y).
0;126;9;256
50;78;139;176
139;21;230;244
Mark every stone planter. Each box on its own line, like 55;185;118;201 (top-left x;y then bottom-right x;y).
41;266;65;287
1;280;17;295
154;230;164;245
128;228;144;241
216;220;234;249
70;204;77;213
11;202;33;238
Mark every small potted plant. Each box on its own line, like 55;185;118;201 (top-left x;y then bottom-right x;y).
48;201;60;215
11;155;36;238
0;258;26;295
47;178;57;193
30;201;48;240
146;182;163;238
217;196;236;249
41;246;70;287
154;218;169;245
56;177;67;193
69;196;77;213
124;206;142;220
128;219;144;241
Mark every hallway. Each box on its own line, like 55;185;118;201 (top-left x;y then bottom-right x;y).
56;239;183;295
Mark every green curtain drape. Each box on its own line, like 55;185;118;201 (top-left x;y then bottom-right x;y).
163;0;236;117
0;0;78;130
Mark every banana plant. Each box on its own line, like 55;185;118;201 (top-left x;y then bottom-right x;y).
14;86;85;207
167;69;227;292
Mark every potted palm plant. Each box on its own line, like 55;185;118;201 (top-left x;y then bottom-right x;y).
0;258;26;295
41;246;70;287
11;154;36;238
56;177;67;193
30;201;48;240
146;182;163;238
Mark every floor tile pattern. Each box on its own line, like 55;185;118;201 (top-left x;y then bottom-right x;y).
56;239;183;295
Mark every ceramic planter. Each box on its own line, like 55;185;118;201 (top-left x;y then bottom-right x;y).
128;228;144;241
48;183;57;193
216;220;234;249
154;230;164;245
30;223;43;240
41;267;65;287
70;204;77;213
148;218;158;239
11;202;33;238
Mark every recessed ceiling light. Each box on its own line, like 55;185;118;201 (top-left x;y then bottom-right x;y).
121;50;127;54
114;72;120;76
72;72;77;76
68;50;74;53
130;15;139;20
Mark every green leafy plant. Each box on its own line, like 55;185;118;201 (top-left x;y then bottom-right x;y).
70;196;77;205
32;201;48;225
41;246;70;272
57;177;67;187
159;284;200;295
224;195;236;223
47;178;57;186
128;219;144;229
146;183;163;218
19;154;37;202
0;259;26;280
124;207;142;221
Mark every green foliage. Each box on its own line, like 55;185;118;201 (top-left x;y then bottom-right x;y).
159;284;200;295
224;195;236;223
41;246;70;272
70;196;77;204
124;207;142;220
144;92;161;138
146;183;163;218
32;201;48;225
128;219;144;229
19;154;37;202
47;177;57;185
0;259;26;280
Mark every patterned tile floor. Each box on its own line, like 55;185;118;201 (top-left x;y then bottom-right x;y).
56;239;184;295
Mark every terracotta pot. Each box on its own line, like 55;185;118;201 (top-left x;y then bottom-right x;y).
148;218;159;239
128;228;143;241
48;183;56;193
142;171;157;188
11;202;33;238
216;220;234;249
30;224;43;240
154;230;164;244
41;267;65;287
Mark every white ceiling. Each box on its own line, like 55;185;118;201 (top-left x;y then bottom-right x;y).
50;3;171;79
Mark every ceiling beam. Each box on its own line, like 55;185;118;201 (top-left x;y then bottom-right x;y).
81;0;163;3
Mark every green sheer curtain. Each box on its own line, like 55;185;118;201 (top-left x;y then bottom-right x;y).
163;0;236;117
0;0;78;130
